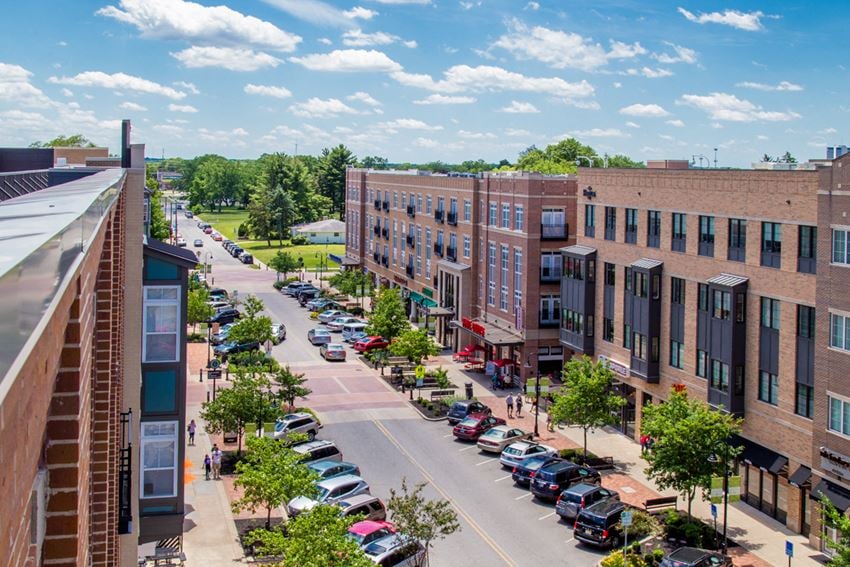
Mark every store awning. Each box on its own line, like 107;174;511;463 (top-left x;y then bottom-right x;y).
450;320;524;346
789;465;812;488
409;291;438;308
813;480;850;512
492;358;516;368
733;435;788;474
426;306;453;316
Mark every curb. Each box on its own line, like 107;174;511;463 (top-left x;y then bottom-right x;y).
408;400;449;422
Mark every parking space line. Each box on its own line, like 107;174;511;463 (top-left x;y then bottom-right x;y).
565;537;574;544
494;475;512;482
443;433;454;438
538;511;556;521
458;445;478;452
514;493;532;500
475;457;498;466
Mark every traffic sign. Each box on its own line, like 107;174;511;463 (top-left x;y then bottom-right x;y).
208;359;221;369
711;504;717;518
415;365;426;379
207;370;222;380
621;511;632;527
786;541;794;557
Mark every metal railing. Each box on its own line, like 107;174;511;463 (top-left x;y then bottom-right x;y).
541;223;569;240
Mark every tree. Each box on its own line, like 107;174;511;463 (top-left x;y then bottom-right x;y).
268;251;300;281
199;369;277;455
359;155;389;170
640;388;742;520
272;365;312;411
29;134;96;148
232;435;319;529
387;478;461;567
271;186;296;245
329;269;370;297
366;288;409;340
318;144;356;218
187;286;214;331
548;356;626;459
147;184;171;241
227;295;273;346
389;328;440;364
247;184;275;245
274;505;374;567
819;495;850;565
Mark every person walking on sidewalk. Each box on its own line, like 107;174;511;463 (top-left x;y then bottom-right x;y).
188;419;196;446
211;445;222;480
515;395;523;418
203;454;211;481
506;393;514;418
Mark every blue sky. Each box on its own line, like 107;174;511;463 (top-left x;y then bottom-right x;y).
0;0;844;166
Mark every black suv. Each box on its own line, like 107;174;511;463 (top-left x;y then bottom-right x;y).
660;547;732;567
447;400;491;425
511;456;563;487
209;308;240;325
574;499;627;548
530;461;600;500
555;483;619;521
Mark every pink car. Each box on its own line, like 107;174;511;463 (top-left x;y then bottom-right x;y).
347;520;396;548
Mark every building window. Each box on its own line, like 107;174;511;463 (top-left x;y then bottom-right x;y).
625;267;633;292
393;192;398;209
671;277;685;305
696;350;707;377
603;318;614;342
829;395;850;436
543;252;564;281
426;195;432;214
698;216;715;257
487;244;496;306
585;204;596;237
633;332;647;360
500;245;509;311
489;202;497;226
832;229;850;265
760;297;780;330
417;194;422;213
758;371;779;405
623;324;632;349
670;340;684;369
541;295;560;324
710;360;729;392
541;209;566;239
141;421;178;498
712;290;730;320
795;384;813;419
463;236;471;258
604;206;617;241
830;312;850;351
514;206;524;231
798;305;815;339
634;272;648;298
502;204;510;229
728;218;747;262
562;309;582;333
671;213;686;252
625;208;638;244
604;263;616;286
698;283;709;311
143;286;180;363
463;199;471;222
647;210;661;248
761;222;782;268
798;226;817;274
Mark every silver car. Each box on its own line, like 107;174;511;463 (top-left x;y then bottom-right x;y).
499;441;558;468
318;309;348;323
308;328;332;345
477;426;533;453
363;534;425;566
271;323;287;343
271;412;321;442
287;474;370;516
327;316;362;332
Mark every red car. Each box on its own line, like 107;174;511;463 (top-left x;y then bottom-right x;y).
353;336;389;353
452;413;506;441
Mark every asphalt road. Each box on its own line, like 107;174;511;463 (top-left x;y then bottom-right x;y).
181;214;611;567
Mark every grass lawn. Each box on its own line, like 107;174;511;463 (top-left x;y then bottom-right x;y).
192;208;248;240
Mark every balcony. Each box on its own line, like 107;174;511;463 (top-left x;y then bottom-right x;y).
541;223;568;240
433;242;444;257
373;251;380;263
373;225;380;236
540;266;562;283
381;254;389;266
381;227;389;239
374;199;381;210
382;200;390;211
406;234;415;248
406;205;416;218
434;209;445;223
539;315;560;328
406;263;415;278
446;246;457;262
447;211;458;225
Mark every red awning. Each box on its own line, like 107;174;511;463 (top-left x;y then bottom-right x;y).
492;358;515;368
461;343;485;353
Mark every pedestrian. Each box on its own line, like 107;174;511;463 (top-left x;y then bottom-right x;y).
546;413;554;432
203;454;211;481
506;393;514;418
188;419;196;446
640;434;649;454
515;395;523;418
211;444;222;480
491;373;499;390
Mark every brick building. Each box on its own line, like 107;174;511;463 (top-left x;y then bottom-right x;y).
345;169;576;380
564;160;821;538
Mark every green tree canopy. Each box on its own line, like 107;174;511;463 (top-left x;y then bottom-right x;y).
318;144;356;218
272;365;312;411
29;134;96;148
187;286;214;331
227;295;273;346
389;328;440;364
819;495;850;565
387;478;461;567
276;505;373;567
199;369;277;454
329;269;370;297
268;251;300;281
366;288;409;340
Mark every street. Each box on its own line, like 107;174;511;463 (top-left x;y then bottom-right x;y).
182;216;613;566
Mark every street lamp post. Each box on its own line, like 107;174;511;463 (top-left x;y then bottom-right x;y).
709;443;731;553
524;354;542;438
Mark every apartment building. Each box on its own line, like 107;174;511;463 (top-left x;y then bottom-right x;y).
345;169;576;380
564;160;820;538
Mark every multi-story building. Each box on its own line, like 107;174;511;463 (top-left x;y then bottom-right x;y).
563;160;821;538
345;169;576;379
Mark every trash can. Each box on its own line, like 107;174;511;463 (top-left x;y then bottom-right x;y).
465;382;473;400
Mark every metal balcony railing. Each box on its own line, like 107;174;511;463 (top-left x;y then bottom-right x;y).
447;211;457;225
406;205;416;218
434;210;445;223
541;223;569;240
433;242;444;257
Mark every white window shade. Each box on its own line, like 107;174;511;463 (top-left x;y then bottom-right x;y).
141;421;178;498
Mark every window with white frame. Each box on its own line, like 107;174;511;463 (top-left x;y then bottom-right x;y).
463;236;471;258
143;286;180;363
487;243;496;305
830;312;850;351
426;195;432;214
141;421;178;498
501;204;510;228
833;229;850;265
515;206;524;231
489;202;497;226
500;245;509;310
463;199;471;221
828;394;850;436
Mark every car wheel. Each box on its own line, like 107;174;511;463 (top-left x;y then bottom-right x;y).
307;431;316;441
610;535;620;548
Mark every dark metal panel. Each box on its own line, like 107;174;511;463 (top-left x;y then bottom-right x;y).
759;327;780;375
795;336;814;386
670;304;684;342
603;285;614;318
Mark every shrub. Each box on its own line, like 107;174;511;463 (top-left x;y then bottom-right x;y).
291;234;308;245
272;281;286;290
237;223;250;237
626;510;661;540
187;332;207;343
310;312;319;320
600;550;649;567
559;448;599;462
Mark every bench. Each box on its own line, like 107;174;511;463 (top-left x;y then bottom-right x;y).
643;495;678;513
143;550;187;566
430;389;456;401
583;456;615;471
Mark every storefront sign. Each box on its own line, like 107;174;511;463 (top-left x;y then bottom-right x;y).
821;446;850;477
598;354;629;377
461;317;486;336
393;275;407;285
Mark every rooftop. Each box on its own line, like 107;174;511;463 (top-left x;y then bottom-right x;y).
294;219;345;233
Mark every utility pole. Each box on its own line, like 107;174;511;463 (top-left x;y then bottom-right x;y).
714;147;718;168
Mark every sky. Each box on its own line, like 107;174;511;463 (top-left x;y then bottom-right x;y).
0;0;845;167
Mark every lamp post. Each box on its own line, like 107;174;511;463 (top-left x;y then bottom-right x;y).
524;354;542;438
709;443;730;553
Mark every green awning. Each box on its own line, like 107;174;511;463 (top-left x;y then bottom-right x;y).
409;291;438;308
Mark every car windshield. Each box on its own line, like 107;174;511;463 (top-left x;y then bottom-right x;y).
458;417;479;427
578;514;606;527
346;532;367;545
522;457;548;471
483;429;507;439
316;487;330;501
561;492;583;504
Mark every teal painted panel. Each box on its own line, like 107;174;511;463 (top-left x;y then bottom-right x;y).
146;257;179;280
143;369;177;413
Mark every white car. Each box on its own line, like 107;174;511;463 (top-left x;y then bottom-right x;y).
499;441;558;468
318;309;348;324
327;317;362;332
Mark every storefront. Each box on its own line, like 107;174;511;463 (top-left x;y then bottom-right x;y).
450;318;525;384
811;479;850;558
733;435;789;524
789;465;811;537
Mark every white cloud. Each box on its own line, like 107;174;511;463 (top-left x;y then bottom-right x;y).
378;118;443;131
569;128;630;138
371;0;431;4
525;1;540;10
97;0;301;50
263;0;366;27
666;119;685;127
171;46;282;71
505;128;531;137
48;71;187;99
625;121;640;128
342;29;415;48
413;137;439;148
61;88;74;97
290;49;403;72
344;6;378;19
457;129;495;139
174;80;200;94
289;97;360;118
677;7;768;31
500;100;539;113
613;81;622;88
412;94;476;105
244;83;293;99
821;127;838;135
120;101;147;111
678;92;801;122
756;134;769;140
347;91;381;106
659;134;675;141
493;19;645;71
652;42;697;64
639;67;673;78
619;103;669;117
459;1;481;9
168;103;198;113
198;127;249;145
318;37;333;45
736;80;804;92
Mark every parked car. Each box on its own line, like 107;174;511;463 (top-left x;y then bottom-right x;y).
284;282;313;296
208;287;228;300
207;300;230;311
477;426;532;453
193;239;203;247
363;534;425;567
176;237;187;247
347;520;395;548
307;460;360;481
209;308;240;325
230;246;244;258
197;222;211;230
185;211;193;218
327;317;362;332
292;440;342;464
287;475;370;516
342;322;369;342
573;500;628;548
452;413;506;441
660;547;733;567
320;343;347;361
447;400;491;425
318;309;348;323
271;323;287;343
221;239;233;248
298;290;322;305
294;285;320;300
346;331;369;345
240;253;254;265
213;340;259;359
203;227;213;234
353;336;390;353
530;461;601;501
339;495;388;522
500;441;558;468
212;232;223;241
308;328;332;346
511;456;564;487
555;483;619;522
307;297;336;311
210;322;236;345
272;412;321;442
